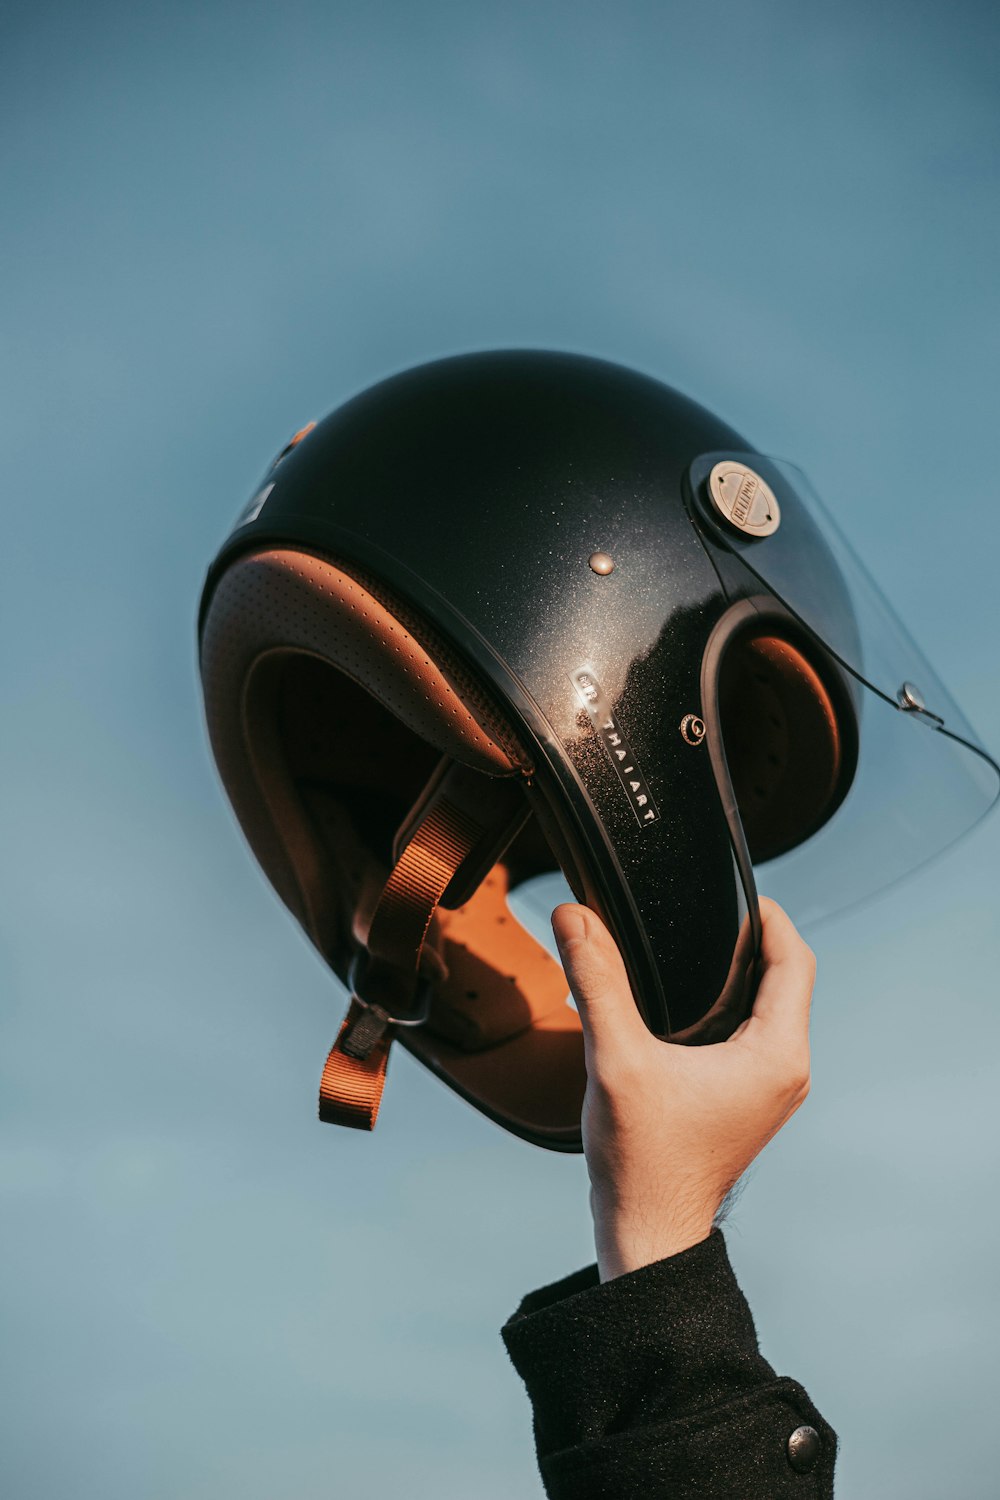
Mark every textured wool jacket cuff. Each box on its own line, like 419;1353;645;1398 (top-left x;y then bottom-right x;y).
502;1229;836;1500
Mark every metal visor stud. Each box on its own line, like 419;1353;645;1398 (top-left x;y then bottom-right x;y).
708;461;781;538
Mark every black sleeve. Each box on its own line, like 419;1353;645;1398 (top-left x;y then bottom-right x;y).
501;1230;836;1500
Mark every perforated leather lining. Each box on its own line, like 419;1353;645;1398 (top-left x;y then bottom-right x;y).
202;549;523;924
200;547;585;1142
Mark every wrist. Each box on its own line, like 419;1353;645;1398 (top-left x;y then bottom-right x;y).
594;1207;718;1282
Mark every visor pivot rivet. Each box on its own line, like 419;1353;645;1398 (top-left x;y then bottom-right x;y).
897;681;926;712
707;462;781;538
588;551;615;575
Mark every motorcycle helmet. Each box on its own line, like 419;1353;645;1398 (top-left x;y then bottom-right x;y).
198;351;998;1150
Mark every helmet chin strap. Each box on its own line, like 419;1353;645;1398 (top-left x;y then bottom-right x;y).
318;760;530;1130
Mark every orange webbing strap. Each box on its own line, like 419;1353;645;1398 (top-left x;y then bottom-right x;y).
318;773;514;1131
318;1000;394;1130
365;795;482;985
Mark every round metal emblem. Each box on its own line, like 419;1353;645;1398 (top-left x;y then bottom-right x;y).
680;713;706;746
707;461;781;538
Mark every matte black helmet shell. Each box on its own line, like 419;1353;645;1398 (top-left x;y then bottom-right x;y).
198;351;997;1149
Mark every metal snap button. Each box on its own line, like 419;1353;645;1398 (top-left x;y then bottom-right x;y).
786;1423;821;1473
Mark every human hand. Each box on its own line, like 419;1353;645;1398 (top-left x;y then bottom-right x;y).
551;898;815;1282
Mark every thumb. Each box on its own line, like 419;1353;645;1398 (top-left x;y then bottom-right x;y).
743;898;815;1052
551;904;648;1058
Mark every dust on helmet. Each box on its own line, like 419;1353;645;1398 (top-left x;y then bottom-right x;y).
198;352;998;1150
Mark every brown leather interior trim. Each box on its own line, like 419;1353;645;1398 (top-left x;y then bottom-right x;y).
414;863;584;1139
200;549;524;934
401;1013;586;1141
431;865;575;1050
718;630;844;862
200;547;586;1140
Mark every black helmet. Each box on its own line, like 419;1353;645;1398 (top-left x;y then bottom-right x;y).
198;351;997;1150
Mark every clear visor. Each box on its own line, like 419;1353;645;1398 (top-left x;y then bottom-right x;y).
689;453;999;924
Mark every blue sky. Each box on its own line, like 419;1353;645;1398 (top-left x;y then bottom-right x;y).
2;3;999;1496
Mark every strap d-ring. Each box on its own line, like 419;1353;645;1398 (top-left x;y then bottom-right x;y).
340;952;433;1060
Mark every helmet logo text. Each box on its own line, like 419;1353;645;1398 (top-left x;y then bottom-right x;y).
570;669;660;827
707;461;781;537
733;473;758;526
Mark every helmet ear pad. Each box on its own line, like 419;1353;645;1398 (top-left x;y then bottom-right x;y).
712;614;859;864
